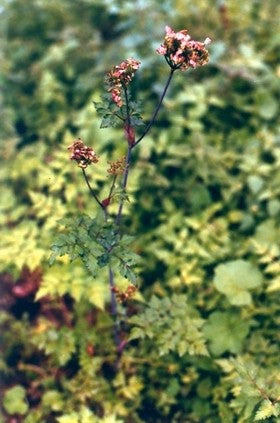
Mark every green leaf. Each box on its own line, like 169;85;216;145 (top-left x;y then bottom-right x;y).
129;295;208;357
119;261;137;283
254;400;280;420
254;90;278;120
255;219;280;246
267;199;280;217
57;407;123;423
100;115;117;128
247;175;264;194
203;311;250;355
33;326;76;366
57;413;79;423
83;254;99;277
3;385;28;415
93;96;125;128
130;116;144;126
42;390;64;412
214;259;262;305
128;327;146;341
88;280;108;310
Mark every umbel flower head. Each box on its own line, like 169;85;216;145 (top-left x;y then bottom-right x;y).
106;58;141;107
68;138;99;169
107;156;126;175
157;26;211;71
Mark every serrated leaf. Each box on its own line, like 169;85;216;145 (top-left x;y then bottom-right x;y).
128;327;145;341
129;294;208;357
84;255;99;276
34;327;76;366
203;311;250;355
119;262;137;283
254;400;280;420
130;116;144;126
49;252;57;266
100;116;115;128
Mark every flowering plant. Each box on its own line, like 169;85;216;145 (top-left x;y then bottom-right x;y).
68;138;99;169
157;25;211;70
106;58;141;107
51;27;211;362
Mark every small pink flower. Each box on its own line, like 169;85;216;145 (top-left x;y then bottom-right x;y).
156;26;211;71
111;88;123;107
68;139;99;169
204;37;212;45
165;25;173;35
106;58;141;107
156;46;167;55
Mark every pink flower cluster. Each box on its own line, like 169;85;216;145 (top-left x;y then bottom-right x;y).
68;138;99;169
106;58;141;107
157;26;211;71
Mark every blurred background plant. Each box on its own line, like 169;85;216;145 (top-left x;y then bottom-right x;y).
0;0;280;422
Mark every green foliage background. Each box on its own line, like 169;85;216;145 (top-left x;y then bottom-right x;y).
1;0;280;421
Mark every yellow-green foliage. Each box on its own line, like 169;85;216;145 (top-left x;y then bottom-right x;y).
1;0;280;422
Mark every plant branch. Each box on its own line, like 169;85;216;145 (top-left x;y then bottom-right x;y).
108;71;176;360
245;368;278;405
116;86;133;226
108;85;133;363
115;70;175;223
108;174;117;201
82;168;104;210
105;84;133;357
18;362;47;378
115;147;131;226
108;266;121;348
114;112;126;121
124;84;131;126
132;68;175;148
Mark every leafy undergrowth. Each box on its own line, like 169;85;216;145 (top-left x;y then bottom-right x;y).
1;0;280;421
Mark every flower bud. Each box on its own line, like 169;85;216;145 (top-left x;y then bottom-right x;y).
101;197;111;208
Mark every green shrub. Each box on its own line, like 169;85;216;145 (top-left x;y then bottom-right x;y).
1;0;280;422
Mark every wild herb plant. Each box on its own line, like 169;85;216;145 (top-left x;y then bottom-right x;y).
1;5;280;419
50;26;211;358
